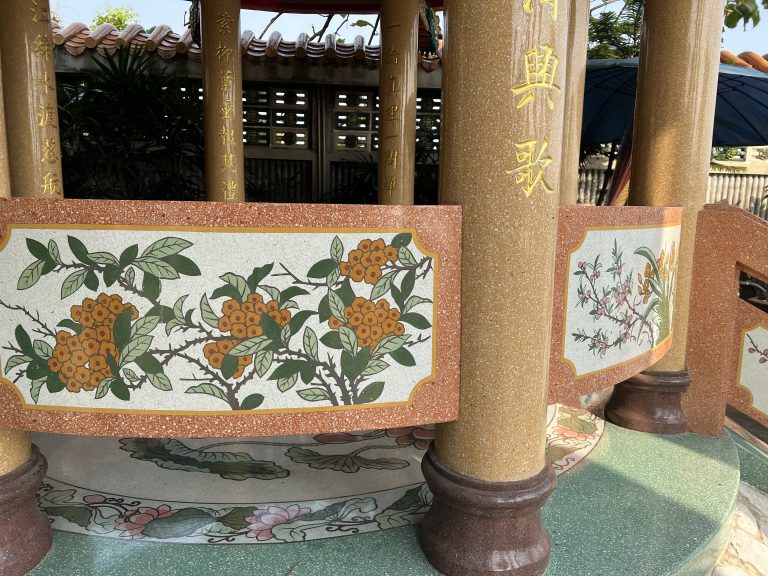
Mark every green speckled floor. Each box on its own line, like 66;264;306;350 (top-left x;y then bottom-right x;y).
29;424;740;576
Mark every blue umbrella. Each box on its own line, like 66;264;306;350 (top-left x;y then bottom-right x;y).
582;58;768;146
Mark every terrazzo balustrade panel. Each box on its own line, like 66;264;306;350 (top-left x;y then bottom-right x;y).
27;423;741;576
685;205;768;435
0;198;461;437
549;205;683;404
731;300;768;428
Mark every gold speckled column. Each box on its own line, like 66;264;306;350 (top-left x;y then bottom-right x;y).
0;431;31;476
628;0;722;371
436;0;567;482
202;0;244;202
0;50;11;198
0;0;63;198
377;0;419;205
559;0;588;205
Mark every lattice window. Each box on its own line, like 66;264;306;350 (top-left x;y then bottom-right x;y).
243;87;311;149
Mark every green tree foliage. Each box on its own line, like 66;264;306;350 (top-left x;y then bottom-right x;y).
91;5;139;30
587;0;643;59
724;0;768;29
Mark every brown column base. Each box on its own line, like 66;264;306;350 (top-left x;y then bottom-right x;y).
0;445;52;576
420;447;556;576
605;370;690;434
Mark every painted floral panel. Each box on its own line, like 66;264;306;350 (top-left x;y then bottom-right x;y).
564;224;681;377
0;227;435;412
739;325;768;418
34;404;603;544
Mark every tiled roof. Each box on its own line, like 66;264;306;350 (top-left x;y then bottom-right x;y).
720;50;768;72
50;22;442;72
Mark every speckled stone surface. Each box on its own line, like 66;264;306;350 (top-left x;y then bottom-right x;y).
549;206;683;404
28;424;740;576
0;197;462;437
731;430;768;494
684;206;768;435
0;429;30;475
629;0;723;373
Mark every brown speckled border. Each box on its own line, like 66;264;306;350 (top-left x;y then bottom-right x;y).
0;198;462;437
548;205;683;405
684;205;768;436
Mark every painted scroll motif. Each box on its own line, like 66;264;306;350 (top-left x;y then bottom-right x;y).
738;324;768;421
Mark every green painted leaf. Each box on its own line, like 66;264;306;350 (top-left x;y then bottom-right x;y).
403;295;432;314
4;354;32;375
341;347;369;380
142;508;214;540
67;236;93;264
147;304;175;323
220;273;249;302
307;258;337;279
289;310;315;335
113;309;133;352
218;508;257;530
391;285;404;310
123;368;140;382
297;388;331;402
26;361;49;380
148;372;172;391
200;294;220;329
270;498;375;542
399;312;431;329
135;353;163;374
119;245;139;268
110;379;130;401
95;377;115;399
389;346;416;367
279;300;298;311
398;246;418;266
106;353;120;380
330;236;344;263
320;331;343;349
328;289;345;322
247;263;274;291
326;266;340;287
45;373;65;393
18;260;45;290
373;335;410;357
280;286;310;304
375;485;432;530
119;438;289;481
220;355;238;380
142;273;161;301
338;326;358;354
162;254;200;277
120;335;153;366
141;237;193;259
361;358;389;377
87;252;119;266
254;350;274;378
185;383;229;404
269;360;308;380
261;285;280;302
27;238;53;262
303;327;319;360
33;340;53;359
239;393;264;410
278;373;298;393
130;315;160;339
30;377;46;402
124;266;136;286
391;233;411;249
173;295;189;322
401;269;416;299
15;325;35;357
48;239;61;263
134;257;180;280
337;278;356;306
229;336;271;357
103;264;120;287
358;381;385;404
41;260;56;275
318;293;331;322
43;505;93;529
286;447;408;472
260;312;282;342
83;270;99;291
370;272;397;300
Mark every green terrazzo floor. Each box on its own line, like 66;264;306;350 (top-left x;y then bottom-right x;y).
29;423;740;576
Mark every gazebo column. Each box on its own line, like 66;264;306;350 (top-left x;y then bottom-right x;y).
201;0;245;202
421;1;565;574
604;0;723;434
559;0;588;205
377;0;419;205
0;3;59;573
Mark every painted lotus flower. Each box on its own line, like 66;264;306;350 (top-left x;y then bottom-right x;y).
385;426;435;449
115;505;175;539
553;425;596;441
246;505;311;541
